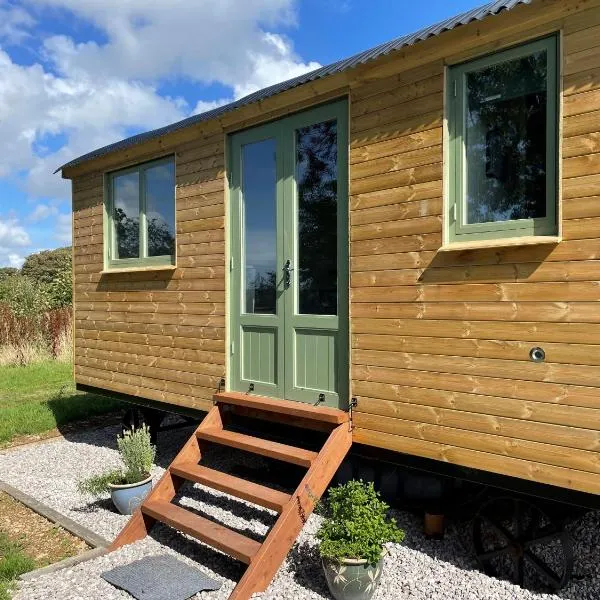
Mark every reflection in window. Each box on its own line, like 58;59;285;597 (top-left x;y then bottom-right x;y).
465;50;548;224
113;172;140;259
242;139;277;314
108;157;175;266
296;120;338;315
146;162;176;257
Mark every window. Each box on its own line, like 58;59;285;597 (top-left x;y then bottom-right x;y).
447;36;558;243
105;157;176;268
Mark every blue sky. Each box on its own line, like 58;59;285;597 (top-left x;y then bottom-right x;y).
0;0;486;268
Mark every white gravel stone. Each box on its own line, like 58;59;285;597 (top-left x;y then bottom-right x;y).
1;423;599;600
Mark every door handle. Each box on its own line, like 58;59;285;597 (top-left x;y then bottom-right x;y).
283;259;294;288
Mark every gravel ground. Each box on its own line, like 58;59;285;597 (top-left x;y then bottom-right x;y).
1;422;599;600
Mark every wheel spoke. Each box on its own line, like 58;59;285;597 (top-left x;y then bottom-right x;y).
478;546;512;561
481;515;518;546
523;524;561;549
515;556;524;587
524;550;562;589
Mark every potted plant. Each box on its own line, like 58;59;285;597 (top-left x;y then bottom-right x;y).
317;480;404;600
78;425;156;515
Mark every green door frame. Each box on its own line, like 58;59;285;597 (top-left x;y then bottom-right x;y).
228;99;349;408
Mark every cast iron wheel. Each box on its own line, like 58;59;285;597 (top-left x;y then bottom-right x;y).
472;496;573;591
122;407;164;444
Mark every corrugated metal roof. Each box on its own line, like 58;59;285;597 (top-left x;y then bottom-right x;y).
57;0;531;174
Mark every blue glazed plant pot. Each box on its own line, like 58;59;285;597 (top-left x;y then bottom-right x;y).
109;475;153;515
322;551;385;600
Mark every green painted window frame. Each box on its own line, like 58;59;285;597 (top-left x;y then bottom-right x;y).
447;35;559;243
104;155;176;270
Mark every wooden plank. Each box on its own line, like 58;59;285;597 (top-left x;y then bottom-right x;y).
354;412;600;474
351;317;600;345
170;463;291;513
349;301;600;323
351;363;600;410
214;391;348;424
142;500;260;564
353;428;600;495
197;428;318;468
352;332;600;367
352;382;600;431
356;397;600;452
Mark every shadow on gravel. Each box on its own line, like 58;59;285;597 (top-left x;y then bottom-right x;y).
152;523;246;583
176;484;277;529
72;497;115;514
287;541;330;597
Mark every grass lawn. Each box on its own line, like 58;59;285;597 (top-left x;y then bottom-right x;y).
0;492;89;599
0;361;124;447
0;532;35;600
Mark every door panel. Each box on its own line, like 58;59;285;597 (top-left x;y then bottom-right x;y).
229;100;348;408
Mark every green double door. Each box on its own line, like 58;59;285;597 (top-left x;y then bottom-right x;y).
229;100;348;409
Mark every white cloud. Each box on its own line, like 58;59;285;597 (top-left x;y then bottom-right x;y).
0;2;36;44
0;1;321;264
28;203;58;221
0;217;30;247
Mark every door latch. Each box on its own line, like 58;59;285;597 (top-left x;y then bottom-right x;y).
283;259;294;288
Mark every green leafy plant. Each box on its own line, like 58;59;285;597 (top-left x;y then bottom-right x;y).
78;426;156;497
317;480;404;565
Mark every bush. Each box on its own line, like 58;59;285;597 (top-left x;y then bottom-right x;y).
317;480;404;565
118;425;156;484
0;275;48;317
0;304;72;366
21;247;71;285
78;426;156;497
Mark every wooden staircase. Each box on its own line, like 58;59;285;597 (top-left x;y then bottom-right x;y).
110;392;352;600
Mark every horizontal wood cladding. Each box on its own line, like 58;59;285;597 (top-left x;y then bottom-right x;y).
348;1;600;495
72;133;227;409
68;0;600;496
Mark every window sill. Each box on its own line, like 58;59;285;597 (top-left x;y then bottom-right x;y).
101;264;177;275
439;236;561;252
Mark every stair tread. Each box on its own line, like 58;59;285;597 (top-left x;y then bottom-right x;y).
214;392;349;424
142;499;261;565
197;428;318;468
171;462;292;513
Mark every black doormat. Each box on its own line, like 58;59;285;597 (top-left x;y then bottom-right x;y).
102;554;222;600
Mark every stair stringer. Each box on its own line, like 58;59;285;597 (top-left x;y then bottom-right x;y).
109;405;222;551
229;421;352;600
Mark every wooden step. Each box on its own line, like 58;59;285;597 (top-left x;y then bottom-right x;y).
141;499;261;565
170;462;292;513
214;392;349;425
197;428;318;468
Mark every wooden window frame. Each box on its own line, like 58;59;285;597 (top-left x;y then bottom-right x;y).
104;155;176;270
446;35;559;244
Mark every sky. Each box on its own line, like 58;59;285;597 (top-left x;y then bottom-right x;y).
0;0;487;268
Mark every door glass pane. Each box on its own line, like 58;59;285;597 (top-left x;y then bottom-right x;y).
145;161;176;257
242;138;277;314
464;49;548;224
296;119;337;315
113;171;140;259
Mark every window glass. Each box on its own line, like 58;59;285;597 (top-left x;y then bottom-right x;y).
145;161;176;257
113;171;140;259
108;157;175;266
449;36;557;242
296;119;338;315
242;138;277;314
464;50;548;224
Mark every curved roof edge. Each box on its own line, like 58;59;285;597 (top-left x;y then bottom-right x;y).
56;0;530;174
